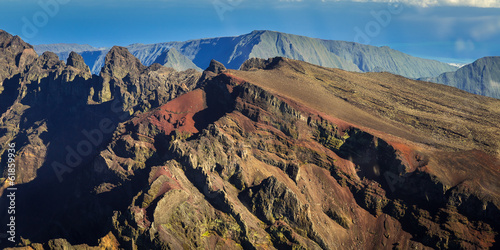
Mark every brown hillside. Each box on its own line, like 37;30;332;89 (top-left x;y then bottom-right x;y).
234;57;500;155
233;57;500;213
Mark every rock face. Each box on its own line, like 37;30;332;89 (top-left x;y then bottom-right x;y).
239;57;287;71
1;31;500;250
35;30;457;78
0;30;37;90
421;56;500;99
67;51;90;72
206;59;227;75
93;46;200;107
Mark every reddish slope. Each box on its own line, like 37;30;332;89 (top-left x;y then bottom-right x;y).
132;88;208;137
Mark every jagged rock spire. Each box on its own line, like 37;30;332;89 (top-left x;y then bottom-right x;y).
205;59;226;75
101;46;146;79
67;51;90;72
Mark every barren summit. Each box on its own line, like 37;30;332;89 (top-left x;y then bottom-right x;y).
0;31;499;249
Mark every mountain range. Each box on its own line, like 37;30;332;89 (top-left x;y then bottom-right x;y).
1;29;500;249
34;30;458;79
421;56;500;99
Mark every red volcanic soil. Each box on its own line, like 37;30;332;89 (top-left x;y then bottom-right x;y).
133;89;208;136
151;167;183;200
222;73;247;86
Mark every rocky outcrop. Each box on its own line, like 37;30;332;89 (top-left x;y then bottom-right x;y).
239;57;287;71
0;30;36;89
102;46;147;80
94;46;146;102
67;51;90;72
206;59;227;74
94;46;200;112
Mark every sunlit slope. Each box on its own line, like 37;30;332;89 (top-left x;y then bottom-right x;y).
234;57;500;155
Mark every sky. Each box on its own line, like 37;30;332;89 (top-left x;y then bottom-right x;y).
0;0;499;64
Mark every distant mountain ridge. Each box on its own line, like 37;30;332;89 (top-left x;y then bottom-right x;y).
34;44;103;67
33;43;98;54
421;56;500;99
154;48;202;72
34;30;457;78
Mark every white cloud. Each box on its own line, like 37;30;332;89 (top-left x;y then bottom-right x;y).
455;38;475;52
471;18;500;40
319;0;500;8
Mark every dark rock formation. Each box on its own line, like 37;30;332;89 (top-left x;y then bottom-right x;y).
67;51;90;72
0;30;36;90
240;57;288;71
206;59;227;74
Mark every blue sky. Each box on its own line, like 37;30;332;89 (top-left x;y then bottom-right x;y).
0;0;499;64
